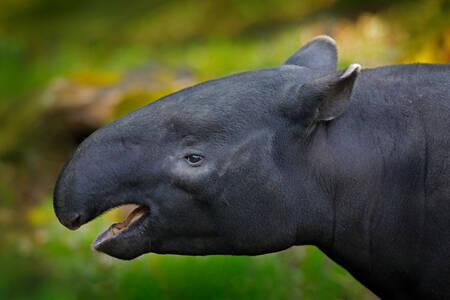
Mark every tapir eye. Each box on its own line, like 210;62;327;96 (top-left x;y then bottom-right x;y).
185;154;203;166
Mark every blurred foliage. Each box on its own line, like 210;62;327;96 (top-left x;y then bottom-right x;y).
0;0;448;299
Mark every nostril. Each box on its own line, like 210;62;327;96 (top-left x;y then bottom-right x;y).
68;213;82;230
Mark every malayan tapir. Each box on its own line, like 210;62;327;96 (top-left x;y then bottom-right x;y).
53;35;450;299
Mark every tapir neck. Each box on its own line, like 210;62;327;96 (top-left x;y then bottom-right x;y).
311;66;441;299
308;123;375;287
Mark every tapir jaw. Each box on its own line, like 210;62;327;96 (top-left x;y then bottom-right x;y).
54;168;154;260
93;205;152;260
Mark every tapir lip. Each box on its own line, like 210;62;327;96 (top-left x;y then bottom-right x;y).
92;205;151;260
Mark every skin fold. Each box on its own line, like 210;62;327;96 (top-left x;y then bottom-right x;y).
54;35;450;299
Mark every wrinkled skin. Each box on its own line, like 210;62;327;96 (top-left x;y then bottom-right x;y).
54;35;450;299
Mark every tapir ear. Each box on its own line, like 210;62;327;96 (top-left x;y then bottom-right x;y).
282;64;361;127
284;35;337;73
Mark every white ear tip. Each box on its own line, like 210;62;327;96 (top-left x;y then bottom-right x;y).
310;35;336;46
341;63;361;79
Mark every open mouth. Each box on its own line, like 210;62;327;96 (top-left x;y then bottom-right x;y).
93;205;150;251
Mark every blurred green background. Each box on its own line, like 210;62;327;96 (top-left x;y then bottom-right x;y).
0;0;448;299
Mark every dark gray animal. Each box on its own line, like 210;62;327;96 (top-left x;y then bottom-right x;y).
54;35;450;299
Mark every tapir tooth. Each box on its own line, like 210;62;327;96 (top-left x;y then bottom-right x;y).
112;226;120;235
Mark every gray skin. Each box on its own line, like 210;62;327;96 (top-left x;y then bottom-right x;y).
54;35;450;299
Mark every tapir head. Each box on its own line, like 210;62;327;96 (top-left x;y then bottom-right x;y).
54;35;360;259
